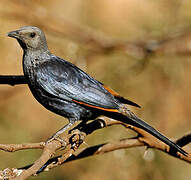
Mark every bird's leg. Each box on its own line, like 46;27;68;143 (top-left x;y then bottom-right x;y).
0;75;27;86
46;121;75;144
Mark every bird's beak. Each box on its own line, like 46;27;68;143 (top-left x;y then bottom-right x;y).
7;30;20;39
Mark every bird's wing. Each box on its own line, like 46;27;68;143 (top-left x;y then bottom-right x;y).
103;85;141;108
36;57;120;111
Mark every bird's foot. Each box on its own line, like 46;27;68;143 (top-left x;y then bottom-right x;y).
69;129;85;149
69;128;80;135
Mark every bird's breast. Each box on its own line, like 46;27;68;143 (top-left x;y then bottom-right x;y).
23;55;41;87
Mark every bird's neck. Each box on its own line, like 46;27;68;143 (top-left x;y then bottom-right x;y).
22;49;50;78
24;48;50;56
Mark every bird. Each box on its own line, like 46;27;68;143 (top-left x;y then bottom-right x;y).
7;26;187;156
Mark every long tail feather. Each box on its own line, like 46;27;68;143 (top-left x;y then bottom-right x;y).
109;109;187;156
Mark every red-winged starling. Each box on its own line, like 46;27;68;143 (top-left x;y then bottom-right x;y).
7;26;187;156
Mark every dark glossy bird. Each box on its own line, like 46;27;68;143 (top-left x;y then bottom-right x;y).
7;26;187;156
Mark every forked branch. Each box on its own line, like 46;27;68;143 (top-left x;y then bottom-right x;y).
0;118;190;180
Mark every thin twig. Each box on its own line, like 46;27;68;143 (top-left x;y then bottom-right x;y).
0;118;190;180
0;75;27;86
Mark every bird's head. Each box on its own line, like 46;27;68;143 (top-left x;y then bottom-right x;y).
7;26;48;52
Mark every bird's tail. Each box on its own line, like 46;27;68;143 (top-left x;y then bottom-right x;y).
108;107;187;156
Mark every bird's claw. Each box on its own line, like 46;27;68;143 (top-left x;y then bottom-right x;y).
69;129;81;135
69;129;85;149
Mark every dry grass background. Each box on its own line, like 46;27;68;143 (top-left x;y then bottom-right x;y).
0;0;191;179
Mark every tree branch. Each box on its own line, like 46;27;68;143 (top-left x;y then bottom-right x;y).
176;131;191;147
0;75;27;86
0;118;190;179
0;142;44;152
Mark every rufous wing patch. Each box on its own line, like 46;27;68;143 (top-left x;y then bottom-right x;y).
72;99;119;112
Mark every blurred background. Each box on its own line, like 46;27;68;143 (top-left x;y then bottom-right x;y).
0;0;191;179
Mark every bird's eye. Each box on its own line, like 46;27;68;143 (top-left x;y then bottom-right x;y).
30;32;36;38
